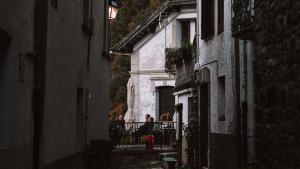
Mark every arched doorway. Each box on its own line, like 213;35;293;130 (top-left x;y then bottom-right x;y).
199;67;210;169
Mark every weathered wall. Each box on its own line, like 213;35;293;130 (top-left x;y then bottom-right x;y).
130;13;178;122
0;1;109;169
254;0;300;168
196;0;238;169
197;0;234;134
43;0;109;167
130;9;197;122
0;0;35;169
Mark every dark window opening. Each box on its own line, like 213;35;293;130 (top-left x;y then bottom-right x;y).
82;0;94;35
0;28;11;82
218;0;224;34
83;0;90;23
181;21;190;47
50;0;58;10
76;88;84;151
218;76;225;121
0;28;11;55
201;0;215;40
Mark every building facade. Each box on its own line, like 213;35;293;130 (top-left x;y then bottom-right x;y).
194;0;239;168
253;0;300;168
0;0;110;169
193;0;299;169
112;0;197;122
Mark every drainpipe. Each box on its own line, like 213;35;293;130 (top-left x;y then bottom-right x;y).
195;1;201;167
196;0;200;63
33;0;48;168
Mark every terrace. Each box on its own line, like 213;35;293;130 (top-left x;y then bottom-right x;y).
109;121;179;169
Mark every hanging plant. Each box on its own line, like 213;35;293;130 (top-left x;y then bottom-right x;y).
165;45;192;68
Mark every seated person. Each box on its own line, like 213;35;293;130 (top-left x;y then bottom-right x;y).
132;114;151;143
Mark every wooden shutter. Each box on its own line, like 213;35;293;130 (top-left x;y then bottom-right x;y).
201;0;207;39
218;0;224;34
201;0;215;40
207;0;215;38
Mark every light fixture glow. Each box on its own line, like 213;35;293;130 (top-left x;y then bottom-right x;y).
109;1;119;20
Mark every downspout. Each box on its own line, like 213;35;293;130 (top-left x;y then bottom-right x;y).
33;0;48;168
196;0;200;63
195;1;201;168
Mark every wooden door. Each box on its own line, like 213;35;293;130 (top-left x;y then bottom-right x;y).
200;83;209;168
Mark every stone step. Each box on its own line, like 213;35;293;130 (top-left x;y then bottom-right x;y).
162;157;177;169
158;152;178;161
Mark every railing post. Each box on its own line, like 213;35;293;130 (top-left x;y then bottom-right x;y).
176;103;183;166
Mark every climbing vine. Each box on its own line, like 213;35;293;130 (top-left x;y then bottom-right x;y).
184;111;199;169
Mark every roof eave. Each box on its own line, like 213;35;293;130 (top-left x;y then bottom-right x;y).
111;0;196;53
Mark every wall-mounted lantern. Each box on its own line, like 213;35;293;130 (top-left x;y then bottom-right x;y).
109;0;119;20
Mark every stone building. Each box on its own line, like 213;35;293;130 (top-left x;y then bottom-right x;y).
194;0;239;168
193;0;299;169
112;0;197;122
0;0;110;169
253;0;300;168
232;0;255;167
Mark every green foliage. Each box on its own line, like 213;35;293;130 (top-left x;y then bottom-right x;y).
183;112;199;169
181;38;192;48
109;123;125;145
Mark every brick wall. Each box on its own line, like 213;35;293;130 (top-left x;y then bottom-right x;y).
254;0;300;168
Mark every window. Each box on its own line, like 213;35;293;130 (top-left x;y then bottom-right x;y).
201;0;215;40
50;0;58;10
0;28;11;56
218;76;225;121
83;0;91;23
82;0;94;35
218;0;224;34
181;21;190;47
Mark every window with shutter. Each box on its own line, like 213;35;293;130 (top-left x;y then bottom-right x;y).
201;0;215;40
218;0;224;34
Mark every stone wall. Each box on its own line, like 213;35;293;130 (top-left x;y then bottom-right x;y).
254;0;300;168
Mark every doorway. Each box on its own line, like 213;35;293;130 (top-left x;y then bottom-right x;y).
157;86;175;121
199;68;210;169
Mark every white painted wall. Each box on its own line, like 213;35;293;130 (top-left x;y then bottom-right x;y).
128;9;196;122
196;0;234;134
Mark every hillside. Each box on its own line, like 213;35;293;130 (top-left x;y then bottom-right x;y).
109;0;163;120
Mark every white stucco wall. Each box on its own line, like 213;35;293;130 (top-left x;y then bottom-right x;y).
197;0;234;134
128;9;196;122
175;92;193;127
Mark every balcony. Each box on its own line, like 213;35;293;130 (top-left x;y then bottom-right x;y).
165;46;192;73
232;0;254;40
109;121;177;150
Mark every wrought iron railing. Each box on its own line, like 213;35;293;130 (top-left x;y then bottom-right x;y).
232;0;254;39
109;121;177;150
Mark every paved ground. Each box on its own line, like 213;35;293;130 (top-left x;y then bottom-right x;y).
111;147;175;169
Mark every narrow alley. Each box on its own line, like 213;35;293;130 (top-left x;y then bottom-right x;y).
0;0;299;169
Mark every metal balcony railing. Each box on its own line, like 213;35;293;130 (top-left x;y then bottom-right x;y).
109;121;177;150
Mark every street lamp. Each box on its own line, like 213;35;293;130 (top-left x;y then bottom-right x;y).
109;0;119;20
